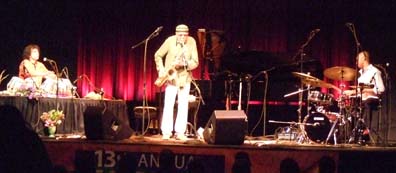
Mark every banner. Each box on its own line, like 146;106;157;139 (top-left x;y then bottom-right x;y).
74;150;225;173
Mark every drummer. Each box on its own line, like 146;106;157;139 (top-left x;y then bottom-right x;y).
343;51;385;100
344;51;385;136
18;44;55;89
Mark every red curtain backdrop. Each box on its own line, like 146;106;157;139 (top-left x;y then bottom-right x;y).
75;1;389;101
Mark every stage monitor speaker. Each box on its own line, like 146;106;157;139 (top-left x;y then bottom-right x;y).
84;106;133;140
203;110;247;145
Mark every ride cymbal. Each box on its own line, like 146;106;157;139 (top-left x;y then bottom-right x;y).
324;66;356;81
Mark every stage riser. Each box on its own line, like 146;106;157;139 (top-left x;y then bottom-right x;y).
44;140;343;173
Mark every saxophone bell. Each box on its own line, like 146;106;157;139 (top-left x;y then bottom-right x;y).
154;67;177;87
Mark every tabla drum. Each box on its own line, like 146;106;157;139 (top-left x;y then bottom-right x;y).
40;78;57;95
40;78;73;97
7;77;27;93
57;78;73;97
308;91;334;105
303;112;332;143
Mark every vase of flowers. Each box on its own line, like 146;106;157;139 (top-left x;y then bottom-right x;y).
40;109;65;137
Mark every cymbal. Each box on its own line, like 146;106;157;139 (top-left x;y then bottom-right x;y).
324;66;356;81
292;72;340;90
292;72;318;81
302;78;339;89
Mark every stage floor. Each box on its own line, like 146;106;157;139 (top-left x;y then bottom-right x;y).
43;134;396;173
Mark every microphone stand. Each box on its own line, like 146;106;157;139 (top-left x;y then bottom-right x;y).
0;70;9;86
346;23;367;144
286;29;319;143
46;59;61;110
249;66;274;137
375;64;390;145
292;29;319;125
385;65;391;146
346;23;362;113
131;27;161;137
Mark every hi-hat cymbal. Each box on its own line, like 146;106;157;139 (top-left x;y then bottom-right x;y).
324;66;356;81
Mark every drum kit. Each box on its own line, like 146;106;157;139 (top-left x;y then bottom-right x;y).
277;66;373;145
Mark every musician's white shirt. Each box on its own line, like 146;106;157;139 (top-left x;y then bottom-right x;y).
357;64;385;100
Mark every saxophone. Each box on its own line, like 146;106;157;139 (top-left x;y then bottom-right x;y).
154;66;177;87
154;42;186;87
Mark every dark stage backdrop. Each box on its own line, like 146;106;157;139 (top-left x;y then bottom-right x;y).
1;1;395;138
1;0;394;100
76;0;395;101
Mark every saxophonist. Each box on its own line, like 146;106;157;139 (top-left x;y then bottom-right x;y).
154;24;199;140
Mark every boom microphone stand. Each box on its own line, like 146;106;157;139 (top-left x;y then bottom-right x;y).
131;26;163;137
345;23;372;145
292;29;320;126
376;64;390;145
43;57;61;109
346;22;362;113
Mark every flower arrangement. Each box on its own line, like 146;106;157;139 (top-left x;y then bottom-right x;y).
40;109;65;127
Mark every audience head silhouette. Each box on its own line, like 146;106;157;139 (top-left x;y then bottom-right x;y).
0;105;53;173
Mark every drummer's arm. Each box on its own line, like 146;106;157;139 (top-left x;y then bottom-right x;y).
344;88;377;97
343;90;356;96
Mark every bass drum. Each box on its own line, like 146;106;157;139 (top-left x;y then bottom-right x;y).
303;112;332;143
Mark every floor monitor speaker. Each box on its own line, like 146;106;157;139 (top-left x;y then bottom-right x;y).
203;110;247;145
84;106;133;140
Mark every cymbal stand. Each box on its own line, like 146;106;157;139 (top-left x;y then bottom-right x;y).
325;83;348;145
269;120;317;143
348;87;367;145
283;83;312;144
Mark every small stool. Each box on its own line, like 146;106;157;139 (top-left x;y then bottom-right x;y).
133;106;158;135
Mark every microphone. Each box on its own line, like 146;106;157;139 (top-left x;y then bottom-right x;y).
43;57;55;62
345;22;353;27
375;63;390;68
345;23;355;31
241;73;252;82
177;41;185;48
311;28;320;34
154;26;163;34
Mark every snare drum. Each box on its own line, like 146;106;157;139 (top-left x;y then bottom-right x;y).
303;112;332;143
308;91;334;105
344;95;362;108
